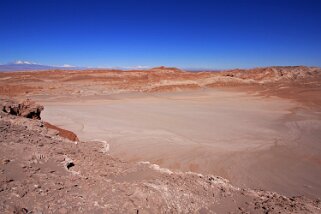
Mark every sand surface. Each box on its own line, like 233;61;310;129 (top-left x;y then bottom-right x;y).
40;89;321;198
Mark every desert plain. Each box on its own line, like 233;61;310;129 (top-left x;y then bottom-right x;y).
1;66;321;212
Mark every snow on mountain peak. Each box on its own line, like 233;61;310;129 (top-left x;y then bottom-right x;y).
14;60;36;65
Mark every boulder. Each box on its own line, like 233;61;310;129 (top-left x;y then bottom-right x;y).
0;98;44;119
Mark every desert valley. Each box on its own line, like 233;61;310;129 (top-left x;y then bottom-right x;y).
1;66;321;213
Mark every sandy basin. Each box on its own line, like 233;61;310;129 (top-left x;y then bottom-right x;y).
40;89;321;198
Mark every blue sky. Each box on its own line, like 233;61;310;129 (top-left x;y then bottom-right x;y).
0;0;320;69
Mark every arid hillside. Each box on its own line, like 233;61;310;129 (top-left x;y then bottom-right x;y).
1;66;320;107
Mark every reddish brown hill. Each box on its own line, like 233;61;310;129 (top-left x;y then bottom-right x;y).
0;66;320;106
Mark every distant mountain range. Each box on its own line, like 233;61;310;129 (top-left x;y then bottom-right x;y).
0;61;84;72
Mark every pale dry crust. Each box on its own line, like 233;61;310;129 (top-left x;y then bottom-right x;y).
40;89;321;199
0;112;320;213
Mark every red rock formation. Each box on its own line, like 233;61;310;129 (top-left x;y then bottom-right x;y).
44;122;79;142
0;98;79;142
0;98;44;119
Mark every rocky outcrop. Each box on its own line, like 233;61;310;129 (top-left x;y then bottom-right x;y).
223;66;321;82
0;98;80;142
0;98;44;119
149;66;184;73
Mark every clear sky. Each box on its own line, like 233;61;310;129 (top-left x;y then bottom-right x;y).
0;0;320;69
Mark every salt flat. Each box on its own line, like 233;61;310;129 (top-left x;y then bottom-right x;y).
41;89;321;198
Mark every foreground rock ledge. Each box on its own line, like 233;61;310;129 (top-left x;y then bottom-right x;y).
0;98;44;120
0;101;320;213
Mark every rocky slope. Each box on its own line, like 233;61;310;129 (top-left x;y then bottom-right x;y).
1;99;321;213
0;66;320;98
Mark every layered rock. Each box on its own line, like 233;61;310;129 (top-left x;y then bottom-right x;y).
1;66;320;98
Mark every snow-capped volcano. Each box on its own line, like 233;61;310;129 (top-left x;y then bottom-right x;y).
0;60;82;72
13;60;37;65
